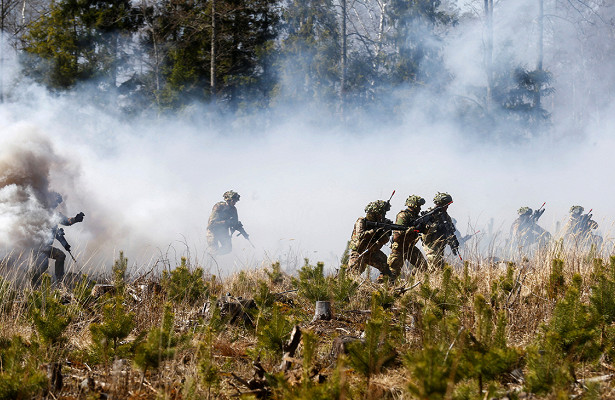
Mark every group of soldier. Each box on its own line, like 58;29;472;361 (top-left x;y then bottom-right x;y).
347;192;460;281
510;204;602;251
33;188;603;285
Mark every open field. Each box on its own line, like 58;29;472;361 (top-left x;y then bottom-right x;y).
2;244;615;400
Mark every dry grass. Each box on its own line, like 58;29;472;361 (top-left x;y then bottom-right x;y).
1;240;615;399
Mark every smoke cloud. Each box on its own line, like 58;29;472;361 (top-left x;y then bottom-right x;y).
0;0;614;278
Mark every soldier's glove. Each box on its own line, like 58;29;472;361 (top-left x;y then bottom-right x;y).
74;212;85;222
451;247;458;256
65;244;71;252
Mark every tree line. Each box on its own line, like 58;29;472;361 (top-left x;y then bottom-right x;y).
1;0;613;136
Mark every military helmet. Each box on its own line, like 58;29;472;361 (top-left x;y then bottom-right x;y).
405;195;426;208
433;192;453;206
223;190;240;201
518;206;532;216
570;205;584;215
365;200;388;215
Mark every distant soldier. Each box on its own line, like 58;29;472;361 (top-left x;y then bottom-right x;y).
32;192;85;284
510;206;551;250
421;192;459;270
562;206;602;249
387;195;429;279
207;190;249;255
348;200;394;279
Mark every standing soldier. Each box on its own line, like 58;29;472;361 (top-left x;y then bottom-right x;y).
207;190;248;255
421;192;459;270
33;192;85;284
348;200;394;279
510;206;551;250
563;206;602;249
387;195;429;279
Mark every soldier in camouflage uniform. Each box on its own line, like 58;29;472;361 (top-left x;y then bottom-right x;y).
207;190;242;255
387;195;429;279
348;200;394;279
421;192;459;270
510;206;551;249
562;205;602;249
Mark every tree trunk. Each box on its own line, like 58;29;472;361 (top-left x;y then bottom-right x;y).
210;0;216;97
484;0;493;113
535;0;544;112
340;0;347;117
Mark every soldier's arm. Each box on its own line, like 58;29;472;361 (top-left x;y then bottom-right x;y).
59;212;84;226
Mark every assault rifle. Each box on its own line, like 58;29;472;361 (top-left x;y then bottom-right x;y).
55;228;77;262
365;220;409;231
531;202;546;222
365;201;453;233
579;209;594;229
231;221;255;248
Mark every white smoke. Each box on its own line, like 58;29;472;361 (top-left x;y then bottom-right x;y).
0;0;614;277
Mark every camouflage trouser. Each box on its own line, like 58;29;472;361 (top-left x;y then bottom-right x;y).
387;241;428;278
348;249;392;277
31;246;66;285
207;228;232;255
423;242;446;270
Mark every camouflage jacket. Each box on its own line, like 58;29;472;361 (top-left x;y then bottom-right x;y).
510;216;549;248
421;209;458;247
207;201;239;232
391;208;421;243
349;217;392;253
564;215;598;237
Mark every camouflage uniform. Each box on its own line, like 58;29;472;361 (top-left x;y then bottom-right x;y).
421;192;459;270
510;207;551;249
387;195;428;278
562;206;602;249
207;191;241;255
348;200;393;277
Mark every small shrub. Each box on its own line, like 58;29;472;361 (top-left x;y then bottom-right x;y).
329;265;358;309
0;336;47;399
293;259;330;302
134;303;188;375
162;257;208;304
547;259;566;300
89;295;135;364
545;274;600;361
346;294;397;386
28;274;71;347
257;303;293;355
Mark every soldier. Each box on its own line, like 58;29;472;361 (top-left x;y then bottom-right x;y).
33;192;85;284
207;190;246;255
562;206;602;249
348;200;394;279
421;192;459;270
387;195;429;279
510;206;551;250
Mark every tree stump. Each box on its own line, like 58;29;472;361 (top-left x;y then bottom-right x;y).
311;300;332;322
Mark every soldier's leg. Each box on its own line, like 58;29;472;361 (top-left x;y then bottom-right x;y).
217;234;232;255
424;243;445;270
206;229;219;253
49;247;66;281
387;242;404;279
366;250;392;278
349;251;368;274
31;250;50;286
408;245;428;274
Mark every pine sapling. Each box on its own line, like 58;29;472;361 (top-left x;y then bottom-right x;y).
162;257;208;305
